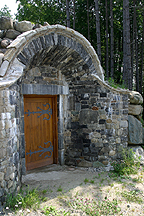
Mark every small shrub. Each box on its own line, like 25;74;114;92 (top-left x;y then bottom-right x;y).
84;178;89;184
57;186;63;192
111;148;140;176
43;205;69;215
43;205;59;215
5;186;44;211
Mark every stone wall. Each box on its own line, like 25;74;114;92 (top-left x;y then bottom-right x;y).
20;65;129;168
128;91;144;164
0;16;130;207
0;86;21;204
64;79;128;167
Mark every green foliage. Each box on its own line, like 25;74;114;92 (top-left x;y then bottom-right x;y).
43;205;69;216
121;190;143;204
5;186;44;211
0;5;12;18
16;0;66;25
66;196;121;216
57;186;62;192
43;205;59;215
108;77;127;89
111;148;140;176
84;178;89;184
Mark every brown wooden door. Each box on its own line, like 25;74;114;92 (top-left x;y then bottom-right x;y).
24;95;58;170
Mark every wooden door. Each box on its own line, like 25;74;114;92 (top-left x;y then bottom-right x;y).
24;95;58;170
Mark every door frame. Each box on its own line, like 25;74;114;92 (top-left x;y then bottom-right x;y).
24;95;58;170
21;84;69;174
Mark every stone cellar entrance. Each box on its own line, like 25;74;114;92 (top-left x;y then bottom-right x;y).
0;22;131;204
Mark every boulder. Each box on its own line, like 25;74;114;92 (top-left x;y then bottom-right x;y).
128;104;143;116
5;29;21;39
43;22;49;26
128;115;143;144
128;146;144;165
77;160;92;167
93;161;104;167
33;23;43;29
129;91;143;105
0;48;6;54
0;53;4;65
0;30;5;38
1;38;13;48
0;17;13;30
14;21;33;32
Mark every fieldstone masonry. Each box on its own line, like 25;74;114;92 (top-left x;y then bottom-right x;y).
0;16;142;207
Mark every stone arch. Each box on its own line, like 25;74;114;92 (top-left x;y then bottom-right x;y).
0;24;130;204
0;24;104;89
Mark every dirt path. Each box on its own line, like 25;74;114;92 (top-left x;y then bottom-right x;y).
4;164;144;215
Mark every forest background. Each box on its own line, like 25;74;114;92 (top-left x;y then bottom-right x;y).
0;0;144;111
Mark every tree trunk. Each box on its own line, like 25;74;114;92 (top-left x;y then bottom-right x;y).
73;0;75;30
94;0;101;62
87;0;90;41
133;1;139;92
140;10;144;94
123;0;132;89
110;0;114;79
66;0;70;27
105;0;109;79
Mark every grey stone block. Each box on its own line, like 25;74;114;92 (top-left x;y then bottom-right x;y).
75;103;81;112
58;133;64;150
80;110;98;124
21;84;69;95
128;115;143;144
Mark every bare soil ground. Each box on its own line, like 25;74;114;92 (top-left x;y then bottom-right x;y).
4;164;144;216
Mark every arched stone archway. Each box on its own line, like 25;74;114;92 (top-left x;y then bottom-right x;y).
0;24;129;203
0;24;104;87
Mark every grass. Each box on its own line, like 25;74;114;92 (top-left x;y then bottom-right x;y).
42;205;69;215
4;150;144;215
5;186;45;211
121;190;143;204
66;196;121;216
84;178;89;184
57;186;63;192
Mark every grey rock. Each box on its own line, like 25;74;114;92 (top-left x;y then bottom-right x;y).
33;23;43;29
0;172;4;181
0;48;6;54
1;38;13;48
43;22;49;26
0;16;13;30
78;160;92;167
0;53;4;65
0;30;5;38
0;187;4;197
93;161;104;168
128;146;144;165
129;91;143;105
109;150;116;156
0;60;9;76
80;110;98;124
128;104;143;116
15;21;33;32
5;29;21;39
128;115;143;144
